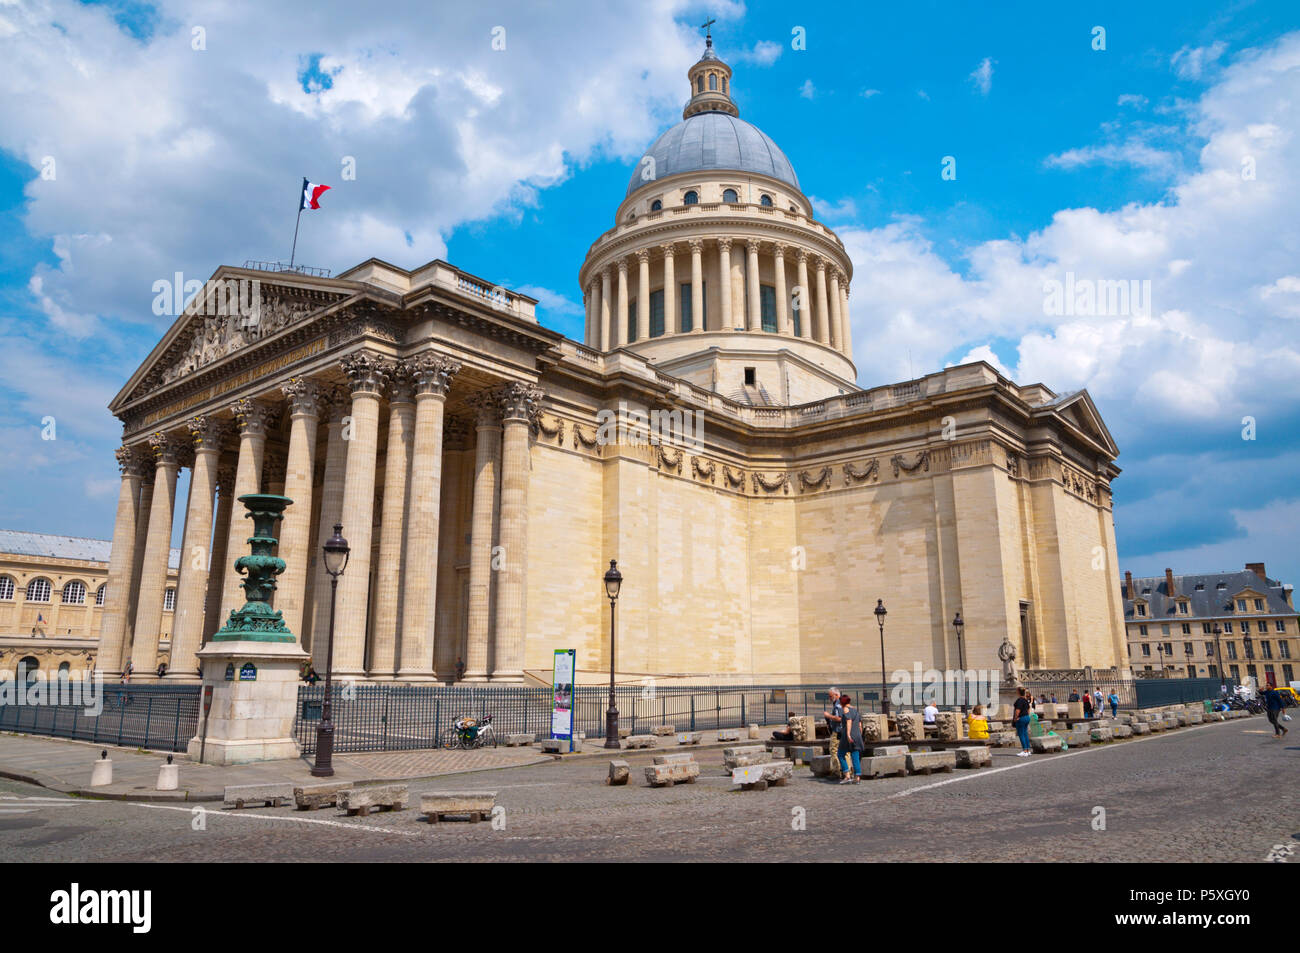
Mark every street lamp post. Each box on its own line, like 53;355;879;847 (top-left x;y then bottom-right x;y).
1212;624;1225;686
311;524;350;778
952;611;966;713
874;599;889;716
1184;641;1193;678
603;560;623;750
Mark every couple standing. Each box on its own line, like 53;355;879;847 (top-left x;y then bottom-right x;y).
822;686;865;784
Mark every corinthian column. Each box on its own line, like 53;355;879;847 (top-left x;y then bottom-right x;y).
96;446;150;676
795;249;811;339
616;260;629;347
277;377;326;644
492;382;541;682
370;362;415;679
202;463;235;645
217;399;275;622
306;393;348;653
131;432;183;677
717;238;733;332
168;416;225;679
334;351;390;677
463;389;503;681
636;248;650;341
600;268;612;351
829;268;844;351
399;352;461;680
814;256;831;346
841;284;854;359
773;244;790;335
689;240;704;332
660;244;676;337
434;418;470;681
746;240;762;331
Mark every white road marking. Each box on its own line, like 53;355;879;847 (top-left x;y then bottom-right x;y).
131;802;420;837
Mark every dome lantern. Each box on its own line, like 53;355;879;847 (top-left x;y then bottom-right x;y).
685;21;738;120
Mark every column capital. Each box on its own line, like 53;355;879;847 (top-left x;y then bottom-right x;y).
467;388;505;428
186;414;229;452
616;258;629;275
794;247;809;264
687;238;705;254
229;397;277;437
115;444;151;478
717;237;733;253
658;242;676;258
410;351;462;398
635;248;651;265
340;350;391;396
831;268;844;285
147;431;186;467
282;376;329;418
813;255;827;273
501;381;544;424
745;238;762;254
773;242;790;259
388;359;416;404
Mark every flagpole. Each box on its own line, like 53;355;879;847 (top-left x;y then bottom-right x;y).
289;205;304;272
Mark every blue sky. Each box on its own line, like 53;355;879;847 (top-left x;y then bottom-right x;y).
1;0;1299;586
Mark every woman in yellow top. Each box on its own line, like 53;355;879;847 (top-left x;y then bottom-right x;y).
967;704;989;740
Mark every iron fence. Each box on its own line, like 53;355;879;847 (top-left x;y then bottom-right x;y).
0;684;200;753
293;682;894;755
1019;676;1233;711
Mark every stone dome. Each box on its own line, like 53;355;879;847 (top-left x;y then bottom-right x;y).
625;112;801;198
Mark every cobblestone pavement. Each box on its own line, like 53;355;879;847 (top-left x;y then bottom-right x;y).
0;719;1295;862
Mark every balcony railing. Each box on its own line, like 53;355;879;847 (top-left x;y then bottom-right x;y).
586;201;846;257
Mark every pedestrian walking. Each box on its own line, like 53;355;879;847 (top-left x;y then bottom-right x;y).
1013;687;1032;756
837;694;864;783
823;686;843;779
1108;691;1119;719
1082;690;1093;719
1263;687;1288;737
1093;688;1104;717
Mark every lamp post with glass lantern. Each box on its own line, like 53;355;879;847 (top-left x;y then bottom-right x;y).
1212;624;1225;687
874;599;889;716
952;611;967;713
603;560;623;749
311;524;350;778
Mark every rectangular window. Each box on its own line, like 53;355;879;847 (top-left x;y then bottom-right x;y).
1281;641;1292;660
1138;625;1148;636
1181;623;1191;634
1284;664;1295;683
1254;599;1264;611
791;292;802;337
1208;664;1218;678
1161;624;1170;636
649;289;664;338
1202;623;1212;634
1238;600;1247;612
759;284;777;332
1275;619;1286;632
1205;642;1214;657
1164;641;1173;655
1224;622;1233;633
1261;641;1273;660
1183;642;1193;655
1141;644;1150;657
1178;602;1189;614
627;298;637;343
679;283;692;332
1227;643;1238;660
1229;665;1240;680
1258;621;1268;633
1137;604;1147;617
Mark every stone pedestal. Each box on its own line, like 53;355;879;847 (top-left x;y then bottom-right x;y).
188;640;308;765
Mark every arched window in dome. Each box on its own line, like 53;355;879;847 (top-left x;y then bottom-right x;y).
722;189;738;203
722;77;728;94
789;205;798;212
696;75;703;93
650;199;662;212
709;73;717;91
683;191;699;205
760;194;773;207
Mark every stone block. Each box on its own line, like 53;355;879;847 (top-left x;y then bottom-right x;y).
990;731;1018;747
1132;722;1151;735
906;750;956;774
1066;731;1091;748
676;732;702;745
1030;735;1063;753
954;746;991;768
505;733;535;747
859;754;907;779
606;760;630;786
936;711;961;741
790;715;817;743
645;761;700;787
723;745;770;769
810;754;839;777
625;734;656;749
716;729;741;742
861;713;888;742
1067;701;1084;719
1186;710;1203;724
747;724;760;739
1113;724;1134;739
339;784;408;816
1089;727;1113;743
732;760;793;790
1118;713;1134;725
870;744;910;757
419;791;496;823
540;738;568;754
1173;712;1188;727
294;781;350;810
653;752;696;765
896;711;921;742
788;745;817;764
651;725;675;736
223;782;295;809
618;727;631;738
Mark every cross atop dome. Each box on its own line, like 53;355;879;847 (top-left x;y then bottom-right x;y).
685;23;739;119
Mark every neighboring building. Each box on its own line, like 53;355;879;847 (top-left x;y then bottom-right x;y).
93;37;1127;684
1121;563;1299;687
0;530;179;678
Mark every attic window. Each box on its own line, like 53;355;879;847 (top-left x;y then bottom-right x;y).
1142;587;1151;595
1194;583;1205;590
1216;582;1226;589
744;367;756;387
650;199;662;212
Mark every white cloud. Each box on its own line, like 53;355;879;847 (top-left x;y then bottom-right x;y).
860;88;881;99
969;57;994;95
734;40;781;66
810;195;858;222
1117;93;1149;108
799;79;816;99
1172;41;1227;80
1044;142;1178;174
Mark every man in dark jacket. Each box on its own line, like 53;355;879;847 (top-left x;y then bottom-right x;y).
1263;688;1288;737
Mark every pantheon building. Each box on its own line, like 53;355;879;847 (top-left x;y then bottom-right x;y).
95;38;1127;685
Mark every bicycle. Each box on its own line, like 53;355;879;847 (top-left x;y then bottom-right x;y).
443;714;497;750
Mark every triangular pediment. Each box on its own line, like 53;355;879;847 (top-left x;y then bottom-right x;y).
1032;389;1119;458
110;267;362;414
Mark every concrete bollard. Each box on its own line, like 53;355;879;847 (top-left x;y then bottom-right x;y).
90;750;112;787
748;723;760;740
156;754;179;791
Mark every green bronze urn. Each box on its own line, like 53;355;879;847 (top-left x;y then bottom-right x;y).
212;493;296;643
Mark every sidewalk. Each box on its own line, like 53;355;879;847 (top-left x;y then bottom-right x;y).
0;725;782;802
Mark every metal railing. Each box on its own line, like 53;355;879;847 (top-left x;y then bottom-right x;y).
0;684;200;753
241;259;331;278
1019;676;1232;710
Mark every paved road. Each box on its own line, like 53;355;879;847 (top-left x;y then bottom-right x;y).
0;719;1295;862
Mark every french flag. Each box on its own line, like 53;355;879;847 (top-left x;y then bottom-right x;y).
301;178;331;211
